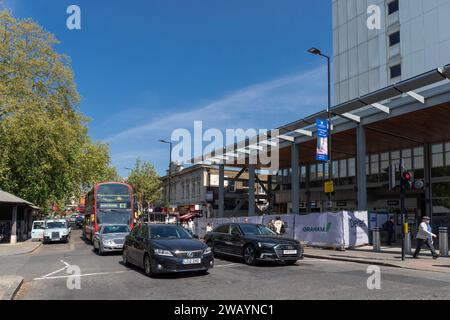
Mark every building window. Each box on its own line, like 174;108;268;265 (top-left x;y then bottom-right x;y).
390;64;402;78
348;158;356;177
388;0;399;15
310;164;316;181
389;31;400;47
339;159;347;178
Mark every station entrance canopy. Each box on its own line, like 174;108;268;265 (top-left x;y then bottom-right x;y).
189;65;450;169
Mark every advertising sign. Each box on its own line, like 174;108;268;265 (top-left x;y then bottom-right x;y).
342;211;369;248
316;118;329;162
294;213;344;248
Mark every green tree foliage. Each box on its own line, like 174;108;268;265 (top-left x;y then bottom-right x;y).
0;10;118;211
127;159;162;214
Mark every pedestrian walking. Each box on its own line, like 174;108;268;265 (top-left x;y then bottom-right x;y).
273;216;285;235
188;219;195;234
413;216;439;259
383;216;396;245
206;223;213;233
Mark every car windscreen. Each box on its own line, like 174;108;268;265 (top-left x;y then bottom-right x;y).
150;225;192;239
240;224;277;236
97;209;131;226
33;222;45;229
46;222;67;229
102;225;130;234
97;184;131;209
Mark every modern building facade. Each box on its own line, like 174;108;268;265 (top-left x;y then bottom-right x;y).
333;0;450;105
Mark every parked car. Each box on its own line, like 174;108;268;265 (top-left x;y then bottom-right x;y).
123;223;213;276
204;223;303;266
93;224;130;255
43;219;71;243
69;214;78;225
75;214;84;228
31;220;45;241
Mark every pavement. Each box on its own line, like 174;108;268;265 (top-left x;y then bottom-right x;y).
0;239;41;300
0;276;23;300
0;239;41;257
1;229;450;300
304;245;450;274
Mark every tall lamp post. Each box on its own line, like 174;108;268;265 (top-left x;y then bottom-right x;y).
159;139;173;209
308;47;332;210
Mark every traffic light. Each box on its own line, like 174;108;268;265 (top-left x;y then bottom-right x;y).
383;165;396;190
400;170;414;190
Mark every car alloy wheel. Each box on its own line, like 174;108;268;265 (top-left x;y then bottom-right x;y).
243;245;257;266
144;255;152;276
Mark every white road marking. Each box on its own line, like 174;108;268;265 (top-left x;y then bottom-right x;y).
33;270;132;281
214;263;239;267
42;266;68;278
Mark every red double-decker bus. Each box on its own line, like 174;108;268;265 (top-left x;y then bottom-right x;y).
82;182;134;243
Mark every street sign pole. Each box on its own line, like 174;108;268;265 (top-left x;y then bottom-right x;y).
400;159;405;261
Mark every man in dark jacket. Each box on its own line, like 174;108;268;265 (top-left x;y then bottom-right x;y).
384;217;396;246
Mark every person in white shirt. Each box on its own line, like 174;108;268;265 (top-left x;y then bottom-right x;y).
273;216;285;235
413;216;439;259
188;219;195;234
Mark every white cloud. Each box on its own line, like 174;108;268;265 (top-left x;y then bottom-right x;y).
106;65;327;143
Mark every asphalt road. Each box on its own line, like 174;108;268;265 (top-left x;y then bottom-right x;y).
5;229;450;300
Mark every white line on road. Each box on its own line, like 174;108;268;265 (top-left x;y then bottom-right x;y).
42;266;68;278
33;270;132;281
214;263;239;268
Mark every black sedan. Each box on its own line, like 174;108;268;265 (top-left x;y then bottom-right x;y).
122;224;213;276
204;223;303;266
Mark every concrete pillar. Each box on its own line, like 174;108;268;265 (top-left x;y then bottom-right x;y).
10;205;18;244
424;144;433;220
248;165;255;216
218;164;225;218
291;142;300;214
356;124;367;211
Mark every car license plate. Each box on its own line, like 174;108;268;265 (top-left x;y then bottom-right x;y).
182;258;201;265
283;250;297;255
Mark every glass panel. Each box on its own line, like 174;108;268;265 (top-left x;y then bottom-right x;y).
414;147;424;156
323;162;329;179
447;152;450;166
370;154;379;174
348;158;356;177
432;144;443;154
414;156;424;170
380;153;389;161
391;151;400;160
310;164;316;181
402;149;412;158
317;163;324;180
446;142;450;152
300;166;306;178
339;159;347;178
403;158;412;170
432;153;444;167
432;182;450;198
332;161;339;179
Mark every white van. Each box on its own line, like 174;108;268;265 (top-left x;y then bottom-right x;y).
31;220;45;241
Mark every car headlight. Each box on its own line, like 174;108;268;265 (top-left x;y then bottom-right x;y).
154;249;173;256
203;247;212;255
258;242;276;248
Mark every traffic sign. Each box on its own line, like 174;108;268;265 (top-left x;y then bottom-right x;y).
324;180;334;193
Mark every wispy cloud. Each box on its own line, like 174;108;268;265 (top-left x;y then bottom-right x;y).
105;65;327;175
106;65;327;143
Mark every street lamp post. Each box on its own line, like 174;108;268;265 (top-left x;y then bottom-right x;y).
159;139;173;209
308;47;332;210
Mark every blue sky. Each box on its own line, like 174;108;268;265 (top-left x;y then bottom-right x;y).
3;0;332;176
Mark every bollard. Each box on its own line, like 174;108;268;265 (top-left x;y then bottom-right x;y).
373;227;381;252
439;227;449;257
404;232;412;255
